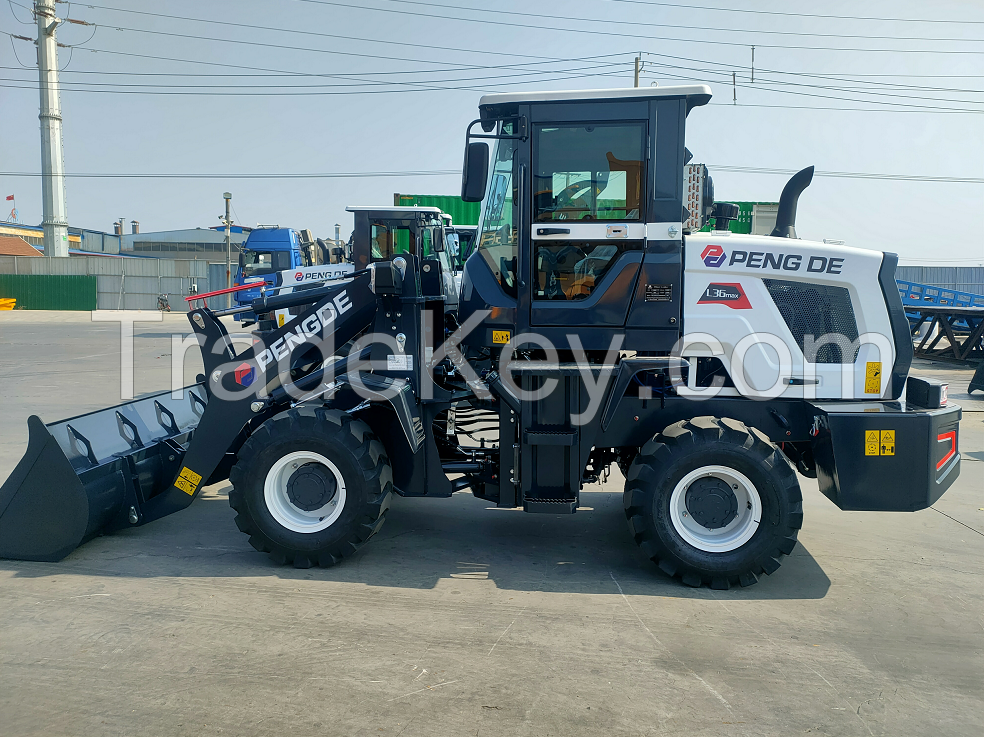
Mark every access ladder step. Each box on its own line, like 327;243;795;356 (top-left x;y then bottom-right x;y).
524;497;578;514
523;429;578;446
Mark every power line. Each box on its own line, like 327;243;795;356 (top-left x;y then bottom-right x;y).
0;170;461;179
0;67;635;96
638;70;984;109
706;166;984;184
0;60;632;91
19;40;630;81
3;1;637;72
705;102;981;115
638;54;984;95
289;0;984;54
1;167;979;184
34;0;560;62
4;64;983;82
603;0;984;26
634;68;982;113
329;0;984;44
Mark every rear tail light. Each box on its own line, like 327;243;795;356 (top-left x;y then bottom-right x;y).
937;430;957;471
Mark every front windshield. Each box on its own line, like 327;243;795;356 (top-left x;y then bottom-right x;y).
477;124;518;296
241;250;290;277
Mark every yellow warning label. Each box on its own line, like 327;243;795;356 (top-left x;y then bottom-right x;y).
865;430;880;456
864;361;882;394
176;466;203;496
880;429;895;456
492;330;511;345
278;313;286;327
864;430;895;456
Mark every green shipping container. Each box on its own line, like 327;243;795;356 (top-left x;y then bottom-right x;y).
699;201;779;235
393;194;481;226
0;274;97;310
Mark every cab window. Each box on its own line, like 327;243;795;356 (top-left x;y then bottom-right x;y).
534;241;640;300
533;123;646;222
477;127;519;296
370;223;413;260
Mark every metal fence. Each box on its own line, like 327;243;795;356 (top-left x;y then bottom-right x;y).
0;274;97;310
0;256;210;311
895;266;984;297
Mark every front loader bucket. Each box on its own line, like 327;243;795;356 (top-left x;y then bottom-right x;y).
0;387;207;562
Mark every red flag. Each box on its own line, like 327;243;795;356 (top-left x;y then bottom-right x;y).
5;195;13;201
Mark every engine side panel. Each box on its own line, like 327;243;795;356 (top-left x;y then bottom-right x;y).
682;232;896;401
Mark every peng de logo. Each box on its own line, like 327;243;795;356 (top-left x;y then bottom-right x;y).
701;244;726;268
234;362;256;387
294;272;304;281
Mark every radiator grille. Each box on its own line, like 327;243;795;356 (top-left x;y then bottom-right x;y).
763;279;859;364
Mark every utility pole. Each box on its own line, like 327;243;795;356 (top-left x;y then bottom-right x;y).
35;0;69;257
222;192;233;308
634;55;641;88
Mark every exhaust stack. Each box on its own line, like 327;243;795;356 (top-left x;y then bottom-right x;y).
770;166;814;239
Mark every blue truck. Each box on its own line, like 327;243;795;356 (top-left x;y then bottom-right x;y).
234;227;342;322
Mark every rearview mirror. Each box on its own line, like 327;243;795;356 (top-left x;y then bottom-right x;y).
461;142;489;202
433;230;445;252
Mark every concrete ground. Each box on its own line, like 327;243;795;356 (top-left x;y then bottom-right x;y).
1;311;982;737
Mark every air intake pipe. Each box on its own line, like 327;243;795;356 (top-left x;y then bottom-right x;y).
770;166;814;239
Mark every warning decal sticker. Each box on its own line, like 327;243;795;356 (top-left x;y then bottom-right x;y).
864;362;882;394
175;466;203;496
880;430;895;456
864;430;895;457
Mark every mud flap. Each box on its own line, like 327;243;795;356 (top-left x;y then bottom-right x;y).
0;388;205;561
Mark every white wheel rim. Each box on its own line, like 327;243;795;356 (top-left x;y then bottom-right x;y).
668;465;761;553
263;451;346;534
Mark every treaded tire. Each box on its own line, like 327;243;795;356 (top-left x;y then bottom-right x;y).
623;416;802;589
228;406;393;568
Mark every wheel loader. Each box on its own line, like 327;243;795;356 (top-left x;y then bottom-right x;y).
0;86;962;588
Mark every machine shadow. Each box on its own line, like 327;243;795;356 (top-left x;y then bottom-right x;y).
1;488;831;600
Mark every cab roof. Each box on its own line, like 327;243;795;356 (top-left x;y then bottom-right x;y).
479;85;712;119
345;206;443;214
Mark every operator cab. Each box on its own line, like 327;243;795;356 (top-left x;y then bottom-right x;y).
346;206;458;310
458;85;712;351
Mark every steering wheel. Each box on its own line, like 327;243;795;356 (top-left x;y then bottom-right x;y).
537;244;588;297
539;180;592;220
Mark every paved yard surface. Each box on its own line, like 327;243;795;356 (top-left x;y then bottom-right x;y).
1;312;982;737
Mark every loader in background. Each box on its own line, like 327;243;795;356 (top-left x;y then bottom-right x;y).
0;86;962;588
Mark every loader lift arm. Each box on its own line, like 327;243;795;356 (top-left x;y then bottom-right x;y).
0;269;381;561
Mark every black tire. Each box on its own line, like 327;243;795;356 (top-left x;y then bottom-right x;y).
623;416;802;589
228;406;393;568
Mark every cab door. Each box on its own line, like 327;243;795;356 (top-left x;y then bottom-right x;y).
528;118;648;328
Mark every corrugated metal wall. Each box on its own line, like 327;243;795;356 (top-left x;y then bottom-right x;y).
392;194;481;226
895;266;984;296
0;274;97;310
0;256;209;310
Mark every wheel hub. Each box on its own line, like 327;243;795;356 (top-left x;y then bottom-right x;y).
685;477;739;530
286;463;337;512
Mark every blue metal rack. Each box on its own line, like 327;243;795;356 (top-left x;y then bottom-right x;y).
897;279;984;362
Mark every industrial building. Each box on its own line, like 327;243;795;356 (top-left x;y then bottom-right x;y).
121;225;249;262
0;222;249;263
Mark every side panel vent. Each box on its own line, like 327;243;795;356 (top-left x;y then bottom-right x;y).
763;279;859;364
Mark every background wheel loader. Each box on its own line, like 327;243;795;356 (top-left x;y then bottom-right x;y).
0;85;962;588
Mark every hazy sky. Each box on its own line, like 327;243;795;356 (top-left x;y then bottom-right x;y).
1;0;982;264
